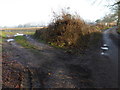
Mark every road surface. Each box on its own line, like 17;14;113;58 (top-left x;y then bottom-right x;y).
103;26;119;62
103;26;119;88
91;26;119;88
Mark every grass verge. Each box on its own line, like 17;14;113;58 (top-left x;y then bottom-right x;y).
15;36;36;49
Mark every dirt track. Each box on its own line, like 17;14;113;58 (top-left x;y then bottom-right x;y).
2;36;93;88
2;27;119;88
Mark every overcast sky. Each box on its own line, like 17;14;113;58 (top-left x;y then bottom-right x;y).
0;0;115;27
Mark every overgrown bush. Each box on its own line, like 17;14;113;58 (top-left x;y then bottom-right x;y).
34;11;102;52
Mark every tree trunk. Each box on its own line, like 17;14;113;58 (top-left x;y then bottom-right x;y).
118;2;120;29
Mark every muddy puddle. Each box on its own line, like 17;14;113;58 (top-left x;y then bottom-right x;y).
100;44;109;56
6;39;15;42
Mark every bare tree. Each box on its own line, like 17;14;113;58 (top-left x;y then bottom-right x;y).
114;1;120;26
93;0;120;27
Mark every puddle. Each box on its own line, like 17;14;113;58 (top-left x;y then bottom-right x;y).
101;47;109;50
103;44;108;47
101;44;109;50
100;52;109;56
26;36;30;39
7;39;14;42
6;35;11;38
11;42;17;46
14;33;24;37
100;44;109;55
25;35;28;37
101;52;105;55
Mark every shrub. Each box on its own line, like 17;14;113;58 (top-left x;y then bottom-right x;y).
34;10;101;52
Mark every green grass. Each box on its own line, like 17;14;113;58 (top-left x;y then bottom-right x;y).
14;36;36;49
103;26;112;30
0;38;2;43
1;31;17;38
0;31;35;38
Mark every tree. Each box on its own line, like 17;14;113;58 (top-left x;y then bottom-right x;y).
103;14;117;22
95;19;101;23
18;24;23;28
113;1;120;26
93;0;120;27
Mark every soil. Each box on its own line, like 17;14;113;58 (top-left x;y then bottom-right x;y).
2;27;118;88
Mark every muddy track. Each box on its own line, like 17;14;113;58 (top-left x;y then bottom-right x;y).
20;67;32;88
2;36;94;88
21;67;42;88
25;36;94;88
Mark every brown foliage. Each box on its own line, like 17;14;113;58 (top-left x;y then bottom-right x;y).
34;11;101;51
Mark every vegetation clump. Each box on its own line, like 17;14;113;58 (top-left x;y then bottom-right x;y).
34;11;102;52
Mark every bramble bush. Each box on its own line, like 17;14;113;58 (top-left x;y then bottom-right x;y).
34;10;102;52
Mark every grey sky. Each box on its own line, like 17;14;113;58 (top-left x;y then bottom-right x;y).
0;0;115;26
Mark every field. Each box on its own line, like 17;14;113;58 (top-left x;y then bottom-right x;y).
0;27;46;39
1;27;45;31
